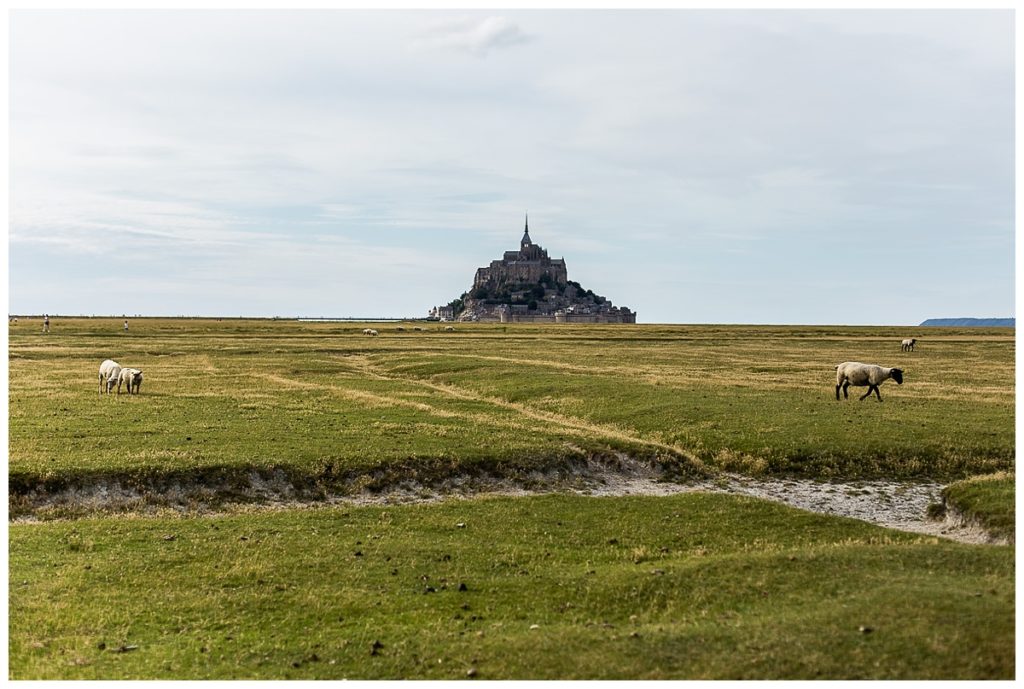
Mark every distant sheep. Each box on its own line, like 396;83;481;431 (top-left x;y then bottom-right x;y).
98;359;122;395
835;362;904;401
396;326;406;332
901;338;916;352
117;367;144;395
361;328;379;336
413;326;424;332
444;325;455;332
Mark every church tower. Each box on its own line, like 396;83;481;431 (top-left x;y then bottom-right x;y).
521;213;531;249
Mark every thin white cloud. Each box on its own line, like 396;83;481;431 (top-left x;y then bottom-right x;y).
8;10;1013;323
410;16;531;57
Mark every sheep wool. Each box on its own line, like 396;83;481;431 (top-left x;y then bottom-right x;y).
117;368;144;395
98;359;122;395
835;362;904;401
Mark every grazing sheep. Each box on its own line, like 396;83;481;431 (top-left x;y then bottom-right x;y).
444;325;455;332
98;359;122;394
117;367;143;395
413;326;424;332
901;338;916;352
396;326;406;332
835;362;904;401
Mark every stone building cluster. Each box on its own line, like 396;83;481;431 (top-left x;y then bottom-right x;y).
431;217;636;324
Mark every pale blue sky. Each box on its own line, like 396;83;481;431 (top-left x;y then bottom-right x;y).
9;9;1015;323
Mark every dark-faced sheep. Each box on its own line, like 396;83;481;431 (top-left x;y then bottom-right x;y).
835;362;903;401
901;338;916;352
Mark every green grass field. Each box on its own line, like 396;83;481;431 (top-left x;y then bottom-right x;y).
9;494;1015;680
936;473;1016;542
9;319;1015;488
8;318;1016;678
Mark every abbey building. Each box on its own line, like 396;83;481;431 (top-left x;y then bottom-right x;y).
431;216;636;323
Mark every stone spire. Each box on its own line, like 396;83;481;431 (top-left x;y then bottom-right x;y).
521;213;531;247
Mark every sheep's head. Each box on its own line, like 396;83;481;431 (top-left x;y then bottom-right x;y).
890;368;904;384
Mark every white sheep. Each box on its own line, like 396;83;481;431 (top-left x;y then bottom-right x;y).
369;329;378;336
901;338;916;352
117;367;144;395
835;362;904;401
98;359;122;394
444;325;455;332
396;326;406;332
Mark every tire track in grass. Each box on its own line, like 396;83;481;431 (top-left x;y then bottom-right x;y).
347;358;707;469
252;372;594;441
251;368;704;468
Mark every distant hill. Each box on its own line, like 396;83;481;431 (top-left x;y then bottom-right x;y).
919;318;1015;327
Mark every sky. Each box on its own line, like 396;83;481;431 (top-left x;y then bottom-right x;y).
8;9;1015;324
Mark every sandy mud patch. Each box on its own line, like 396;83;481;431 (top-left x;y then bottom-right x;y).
11;457;1006;545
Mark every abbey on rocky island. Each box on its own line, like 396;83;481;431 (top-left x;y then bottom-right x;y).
431;216;636;323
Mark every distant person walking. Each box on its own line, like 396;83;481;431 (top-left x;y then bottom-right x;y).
124;319;129;332
42;314;49;333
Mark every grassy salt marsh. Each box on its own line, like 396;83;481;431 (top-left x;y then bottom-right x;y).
9;319;1014;490
8;318;1016;678
935;472;1016;542
9;494;1015;680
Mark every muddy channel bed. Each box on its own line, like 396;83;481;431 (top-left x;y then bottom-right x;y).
12;464;1004;546
333;473;997;545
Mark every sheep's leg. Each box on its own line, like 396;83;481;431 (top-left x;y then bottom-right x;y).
859;385;874;401
842;382;849;399
873;386;882;401
835;384;841;401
